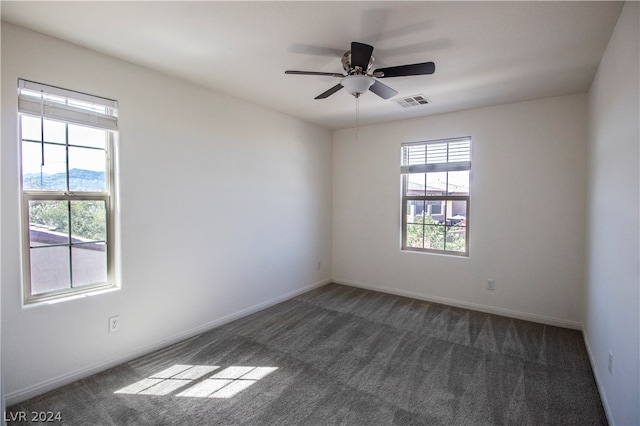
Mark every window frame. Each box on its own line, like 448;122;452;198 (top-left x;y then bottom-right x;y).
18;80;118;304
401;137;471;257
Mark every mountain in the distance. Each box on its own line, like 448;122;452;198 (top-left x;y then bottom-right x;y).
24;169;105;192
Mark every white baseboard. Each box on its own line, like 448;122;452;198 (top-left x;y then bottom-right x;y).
582;332;614;425
5;278;330;406
333;278;583;330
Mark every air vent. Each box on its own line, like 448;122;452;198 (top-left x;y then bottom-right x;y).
394;94;431;108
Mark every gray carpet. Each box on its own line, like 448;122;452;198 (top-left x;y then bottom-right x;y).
7;283;607;425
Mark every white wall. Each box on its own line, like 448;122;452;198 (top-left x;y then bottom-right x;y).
585;2;639;425
1;23;332;404
333;93;588;328
0;21;4;424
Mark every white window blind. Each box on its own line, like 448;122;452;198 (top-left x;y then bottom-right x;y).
18;79;118;131
401;137;471;174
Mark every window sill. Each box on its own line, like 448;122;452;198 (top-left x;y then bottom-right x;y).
401;248;469;258
23;285;120;308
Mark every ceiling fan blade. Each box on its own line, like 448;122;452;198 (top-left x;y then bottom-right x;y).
351;42;374;70
369;80;398;99
315;84;344;99
288;44;345;58
374;62;435;78
285;70;345;77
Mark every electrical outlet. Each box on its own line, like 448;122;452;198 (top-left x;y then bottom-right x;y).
109;316;120;333
608;352;613;374
487;279;496;291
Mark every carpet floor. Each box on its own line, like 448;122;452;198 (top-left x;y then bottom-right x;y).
7;283;607;425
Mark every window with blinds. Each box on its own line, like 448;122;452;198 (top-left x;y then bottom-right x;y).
401;137;471;256
18;79;119;303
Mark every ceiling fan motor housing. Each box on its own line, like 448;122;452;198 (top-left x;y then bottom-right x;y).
342;51;375;75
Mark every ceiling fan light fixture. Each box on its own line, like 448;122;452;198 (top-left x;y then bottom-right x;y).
341;75;374;98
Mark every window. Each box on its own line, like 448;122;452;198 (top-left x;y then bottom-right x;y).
18;79;118;303
401;137;471;256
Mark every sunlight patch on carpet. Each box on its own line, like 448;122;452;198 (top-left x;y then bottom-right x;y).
115;365;277;398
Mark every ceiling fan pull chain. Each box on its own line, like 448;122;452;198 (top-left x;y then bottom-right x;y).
356;96;360;140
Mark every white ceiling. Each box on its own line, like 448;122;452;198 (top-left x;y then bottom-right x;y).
1;1;624;130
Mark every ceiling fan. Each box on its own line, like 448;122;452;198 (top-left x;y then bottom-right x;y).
285;41;435;100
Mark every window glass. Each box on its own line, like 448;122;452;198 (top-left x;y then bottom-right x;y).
22;139;67;191
70;200;107;242
68;147;107;192
44;120;66;144
426;172;447;195
72;244;108;287
30;246;70;294
447;171;469;195
69;124;107;149
405;173;426;196
29;200;70;245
